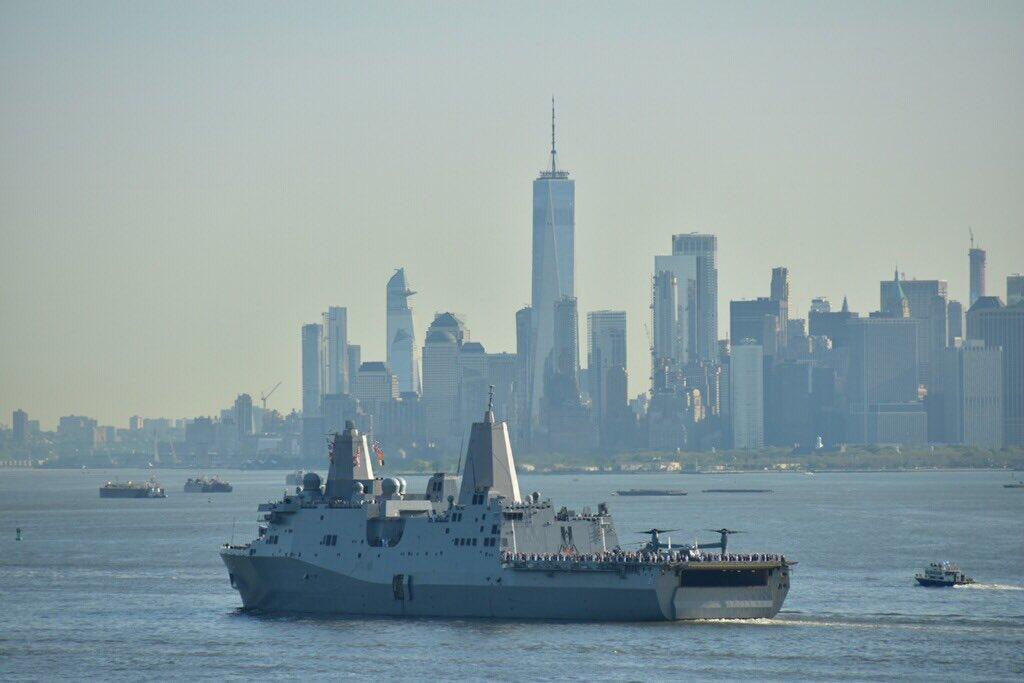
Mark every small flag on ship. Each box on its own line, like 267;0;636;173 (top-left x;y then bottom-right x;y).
372;441;386;466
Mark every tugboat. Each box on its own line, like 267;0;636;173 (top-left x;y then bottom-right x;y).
184;476;233;493
100;478;166;498
915;561;974;587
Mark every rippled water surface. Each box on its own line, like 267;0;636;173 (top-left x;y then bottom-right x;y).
1;469;1022;681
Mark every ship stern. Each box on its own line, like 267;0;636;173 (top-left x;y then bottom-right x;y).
666;561;791;620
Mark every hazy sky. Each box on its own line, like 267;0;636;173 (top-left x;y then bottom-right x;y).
2;1;1022;428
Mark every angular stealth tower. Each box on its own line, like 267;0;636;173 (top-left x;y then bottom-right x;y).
529;100;575;430
325;421;374;500
457;390;522;506
386;268;421;394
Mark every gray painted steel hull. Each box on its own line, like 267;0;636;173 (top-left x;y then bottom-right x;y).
222;552;790;621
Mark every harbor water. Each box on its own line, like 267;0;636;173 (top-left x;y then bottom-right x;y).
1;469;1022;681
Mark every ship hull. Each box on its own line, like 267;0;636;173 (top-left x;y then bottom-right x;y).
100;488;164;498
915;577;972;587
221;552;789;621
185;484;232;493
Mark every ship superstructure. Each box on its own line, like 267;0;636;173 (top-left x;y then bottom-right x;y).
220;401;791;621
184;476;233;493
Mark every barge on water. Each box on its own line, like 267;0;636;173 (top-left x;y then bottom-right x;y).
613;489;688;497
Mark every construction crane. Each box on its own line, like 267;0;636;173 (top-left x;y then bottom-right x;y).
260;381;282;410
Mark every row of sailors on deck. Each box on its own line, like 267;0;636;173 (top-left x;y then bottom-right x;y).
500;551;785;564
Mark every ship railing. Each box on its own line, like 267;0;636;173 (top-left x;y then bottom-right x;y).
500;552;789;572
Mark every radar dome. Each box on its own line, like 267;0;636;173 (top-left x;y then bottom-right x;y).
351;481;365;495
382;478;401;497
302;472;322;491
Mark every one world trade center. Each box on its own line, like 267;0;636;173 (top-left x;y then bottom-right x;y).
528;101;575;431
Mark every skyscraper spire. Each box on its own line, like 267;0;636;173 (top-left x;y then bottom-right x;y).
550;96;557;173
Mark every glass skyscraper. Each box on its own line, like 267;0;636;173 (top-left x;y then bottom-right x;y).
528;103;575;429
671;233;718;363
386;268;420;394
322;306;349;395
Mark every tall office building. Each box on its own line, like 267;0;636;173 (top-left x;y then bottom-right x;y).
810;297;831;314
730;298;784;357
966;296;1003;340
939;341;1002;448
880;273;948;388
487;352;519;424
808;297;856;348
846;316;924;444
653;252;698;366
586;310;627;424
544;295;581;408
730;341;764;449
770;267;790;348
766;361;815;448
301;322;325;459
460;341;490;429
422;313;466;446
1008;274;1024;307
355;361;398;417
322;307;350;395
528;101;575;430
545;296;596;452
651;271;677;371
971;301;1024;446
301;324;323;418
947;300;964;346
234;394;254;440
386;268;420;394
12;409;27;444
514;306;533;442
671;233;718;363
969;243;986;306
57;415;98;455
347;345;362;394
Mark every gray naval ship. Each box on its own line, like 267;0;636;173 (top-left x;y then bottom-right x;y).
221;402;792;621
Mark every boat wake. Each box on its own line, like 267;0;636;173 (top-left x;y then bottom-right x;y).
689;610;1024;631
959;582;1024;591
689;616;892;629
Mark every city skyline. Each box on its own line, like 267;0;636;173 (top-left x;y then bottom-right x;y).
2;3;1023;426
